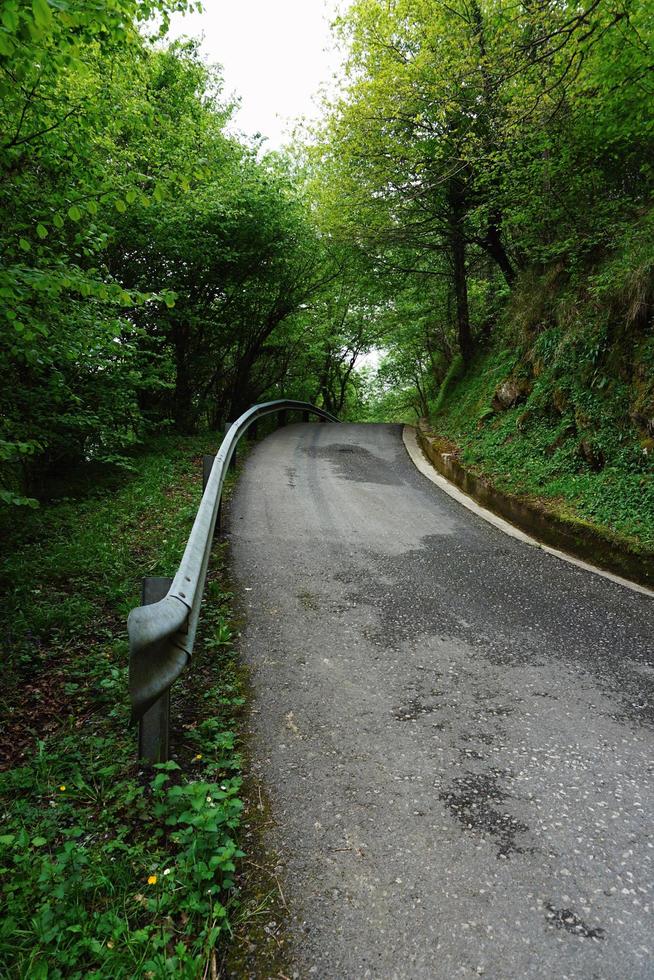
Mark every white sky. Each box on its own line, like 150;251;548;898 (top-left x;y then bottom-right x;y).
169;1;350;149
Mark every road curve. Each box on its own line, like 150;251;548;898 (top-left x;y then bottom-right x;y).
228;422;654;979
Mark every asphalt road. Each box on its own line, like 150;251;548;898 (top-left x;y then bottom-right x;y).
228;422;654;979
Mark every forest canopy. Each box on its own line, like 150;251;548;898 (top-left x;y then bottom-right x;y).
309;0;653;410
0;0;363;505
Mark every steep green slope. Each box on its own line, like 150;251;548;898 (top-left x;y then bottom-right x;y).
428;220;654;550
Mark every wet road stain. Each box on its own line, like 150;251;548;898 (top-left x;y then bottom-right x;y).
544;903;605;940
297;590;319;611
393;697;437;721
336;539;654;726
439;770;530;858
481;704;514;717
304;444;403;486
462;732;496;745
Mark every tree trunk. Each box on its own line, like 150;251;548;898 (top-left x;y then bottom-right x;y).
228;344;262;420
483;212;515;286
447;177;473;363
469;1;516;289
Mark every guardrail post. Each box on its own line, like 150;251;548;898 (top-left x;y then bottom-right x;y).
249;419;258;439
302;410;310;422
277;409;287;427
138;576;174;764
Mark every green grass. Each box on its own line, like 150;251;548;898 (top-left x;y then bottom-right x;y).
429;343;654;549
0;435;248;978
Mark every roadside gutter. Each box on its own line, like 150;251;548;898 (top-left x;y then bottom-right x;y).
404;422;654;597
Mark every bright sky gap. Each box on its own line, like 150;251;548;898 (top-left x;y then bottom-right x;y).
169;1;350;149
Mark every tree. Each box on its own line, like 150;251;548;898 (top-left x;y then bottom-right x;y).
110;148;336;431
306;0;653;406
311;0;519;362
0;2;202;501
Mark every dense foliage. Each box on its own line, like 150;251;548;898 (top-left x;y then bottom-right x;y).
3;0;652;503
0;434;247;977
0;0;375;508
312;0;653;408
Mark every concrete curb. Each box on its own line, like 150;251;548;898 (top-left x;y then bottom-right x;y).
403;423;654;598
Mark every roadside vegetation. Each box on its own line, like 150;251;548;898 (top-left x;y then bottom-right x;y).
0;0;376;511
0;435;249;976
424;282;654;549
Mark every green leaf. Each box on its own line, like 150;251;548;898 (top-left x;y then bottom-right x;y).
1;7;19;32
0;835;15;846
126;189;137;205
67;205;82;222
36;223;48;239
19;238;31;252
31;837;48;847
114;198;127;213
53;213;64;229
32;0;53;30
0;31;15;56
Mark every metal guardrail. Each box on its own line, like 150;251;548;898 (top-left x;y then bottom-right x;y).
128;399;340;761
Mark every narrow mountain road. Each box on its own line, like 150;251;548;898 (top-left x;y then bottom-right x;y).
228;422;653;979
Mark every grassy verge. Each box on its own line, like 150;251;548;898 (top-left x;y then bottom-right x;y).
429;345;654;551
0;435;248;978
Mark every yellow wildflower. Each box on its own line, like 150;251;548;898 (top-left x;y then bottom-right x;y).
59;785;66;792
193;754;202;761
147;874;157;885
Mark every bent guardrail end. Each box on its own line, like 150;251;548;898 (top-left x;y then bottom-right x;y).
128;595;190;722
